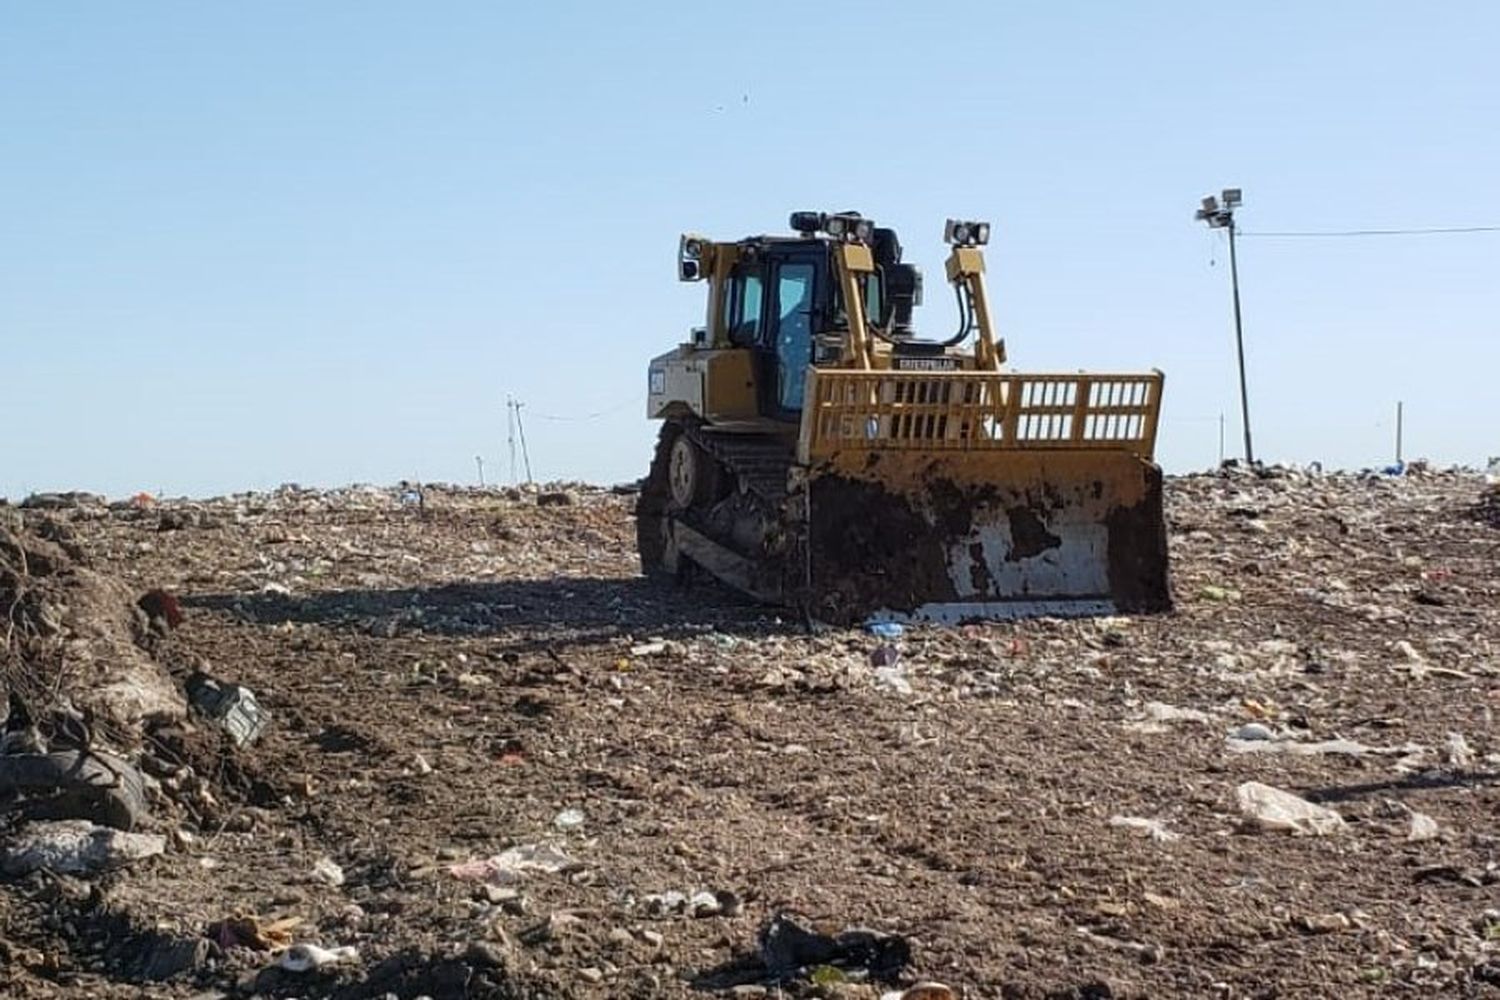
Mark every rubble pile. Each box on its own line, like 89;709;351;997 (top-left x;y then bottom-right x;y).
0;468;1496;999
1;514;185;744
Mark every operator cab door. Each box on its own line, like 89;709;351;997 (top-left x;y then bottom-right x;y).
722;250;822;422
769;259;817;418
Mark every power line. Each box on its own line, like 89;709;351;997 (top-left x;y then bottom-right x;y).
1243;225;1500;238
528;396;640;422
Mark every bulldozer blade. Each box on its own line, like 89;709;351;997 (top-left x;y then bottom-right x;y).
802;449;1170;624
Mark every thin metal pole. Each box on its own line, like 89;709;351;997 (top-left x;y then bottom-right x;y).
476;455;485;487
507;397;517;485
1395;401;1404;465
1227;218;1255;464
1218;412;1225;466
515;402;534;484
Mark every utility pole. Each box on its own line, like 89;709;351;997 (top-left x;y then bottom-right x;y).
514;400;534;484
1196;188;1255;465
475;455;485;487
506;396;518;485
1395;401;1404;465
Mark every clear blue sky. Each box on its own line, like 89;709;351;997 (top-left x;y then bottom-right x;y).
4;2;1497;498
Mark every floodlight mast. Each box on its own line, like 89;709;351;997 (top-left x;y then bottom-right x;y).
1196;188;1254;465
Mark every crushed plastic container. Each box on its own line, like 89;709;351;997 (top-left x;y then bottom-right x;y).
186;673;268;747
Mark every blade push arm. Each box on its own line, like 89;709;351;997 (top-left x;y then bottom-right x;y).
944;245;1006;371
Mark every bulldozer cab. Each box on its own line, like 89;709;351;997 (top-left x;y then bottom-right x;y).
716;237;885;420
643;211;1171;624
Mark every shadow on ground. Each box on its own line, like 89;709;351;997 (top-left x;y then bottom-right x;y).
183;575;803;651
1301;769;1500;805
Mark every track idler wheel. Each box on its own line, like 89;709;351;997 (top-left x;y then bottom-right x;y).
668;434;722;509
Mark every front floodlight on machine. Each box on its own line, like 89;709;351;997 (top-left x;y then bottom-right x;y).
825;213;874;240
943;218;992;246
678;233;707;281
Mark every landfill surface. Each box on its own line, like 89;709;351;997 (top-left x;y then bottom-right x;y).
2;467;1499;999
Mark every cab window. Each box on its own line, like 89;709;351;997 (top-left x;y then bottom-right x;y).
723;271;763;347
775;262;816;410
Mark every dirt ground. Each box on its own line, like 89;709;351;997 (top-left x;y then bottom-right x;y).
2;468;1499;999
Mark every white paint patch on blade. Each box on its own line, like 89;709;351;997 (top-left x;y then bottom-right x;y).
943;519;1111;599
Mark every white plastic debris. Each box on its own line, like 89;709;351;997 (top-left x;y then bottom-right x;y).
1145;701;1211;724
873;665;913;695
1236;782;1345;836
311;856;345;887
1108;815;1182;843
553;807;586;831
446;843;575;885
2;820;165;876
644;890;688;916
1230;722;1276;742
1444;732;1476;768
1408;812;1441;842
881;985;955;1000
688;890;722;917
277;943;359;972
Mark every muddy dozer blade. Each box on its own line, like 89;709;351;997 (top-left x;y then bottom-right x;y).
804;450;1169;623
798;369;1171;624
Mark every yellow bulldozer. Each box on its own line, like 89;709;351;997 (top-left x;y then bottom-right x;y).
638;211;1170;623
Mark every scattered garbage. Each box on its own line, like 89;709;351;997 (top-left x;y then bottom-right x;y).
689;890;729;917
1298;912;1352;934
758;913;911;984
185;671;268;747
865;621;905;640
870;643;901;668
276;942;360;972
6;468;1500;996
1146;702;1211;724
311;856;346;887
873;664;913;695
643;888;742;919
209;914;303;952
2;819;165;876
1236;782;1345;836
882;985;955;1000
643;890;688;917
1109;814;1182;843
1445;732;1477;768
136;588;184;629
447;843;576;885
1408;811;1441;842
553;807;586;831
